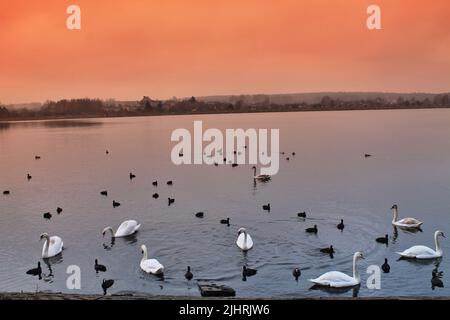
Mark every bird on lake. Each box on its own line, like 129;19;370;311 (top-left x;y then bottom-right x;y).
56;207;63;214
43;212;52;220
129;172;136;180
391;204;423;229
95;259;107;273
35;156;41;160
306;225;318;234
310;252;364;288
106;150;109;154
337;219;344;231
232;163;238;167
364;154;372;158
102;279;114;295
112;200;121;208
26;262;42;280
185;266;193;280
397;230;445;259
381;258;390;273
252;166;271;182
195;212;204;218
27;173;32;180
152;193;159;199
242;266;257;278
292;152;296;156
140;244;164;275
168;198;175;206
102;220;141;238
220;218;230;226
100;190;108;196
152;181;158;186
262;203;271;211
236;228;253;251
286;157;290;161
3;190;10;195
167;181;173;185
320;245;334;254
297;212;306;218
40;233;63;258
293;268;301;281
376;234;388;244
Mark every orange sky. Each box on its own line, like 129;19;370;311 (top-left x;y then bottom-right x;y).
1;0;449;103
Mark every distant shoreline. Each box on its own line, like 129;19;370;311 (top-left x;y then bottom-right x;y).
1;105;449;123
0;292;449;300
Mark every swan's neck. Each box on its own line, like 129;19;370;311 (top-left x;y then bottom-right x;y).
435;234;442;253
392;208;398;223
106;227;115;237
353;256;360;281
43;237;50;255
142;248;148;261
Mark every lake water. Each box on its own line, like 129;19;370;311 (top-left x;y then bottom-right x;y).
0;109;449;298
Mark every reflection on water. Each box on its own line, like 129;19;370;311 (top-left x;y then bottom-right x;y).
1;110;450;297
310;284;360;297
0;119;103;131
0;122;11;130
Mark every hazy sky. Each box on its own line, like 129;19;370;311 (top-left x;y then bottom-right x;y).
1;0;449;103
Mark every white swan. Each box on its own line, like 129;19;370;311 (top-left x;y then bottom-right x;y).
40;233;64;258
252;166;271;181
391;204;423;228
102;220;141;238
397;230;445;259
236;228;254;251
310;252;364;288
140;245;164;275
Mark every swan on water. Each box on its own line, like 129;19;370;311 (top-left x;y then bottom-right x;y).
391;204;423;228
102;220;141;238
252;166;271;181
309;252;364;288
236;228;254;251
140;244;164;275
40;233;64;258
397;230;445;259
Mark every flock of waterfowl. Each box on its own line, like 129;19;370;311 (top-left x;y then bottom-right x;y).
2;150;446;295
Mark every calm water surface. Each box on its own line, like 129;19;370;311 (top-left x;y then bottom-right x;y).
1;110;450;297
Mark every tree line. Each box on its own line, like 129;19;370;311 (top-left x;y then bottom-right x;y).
1;94;450;120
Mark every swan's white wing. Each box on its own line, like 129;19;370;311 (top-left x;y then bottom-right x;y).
397;245;436;258
43;236;63;258
397;217;422;226
310;271;357;288
140;259;164;274
236;233;253;251
115;220;138;237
